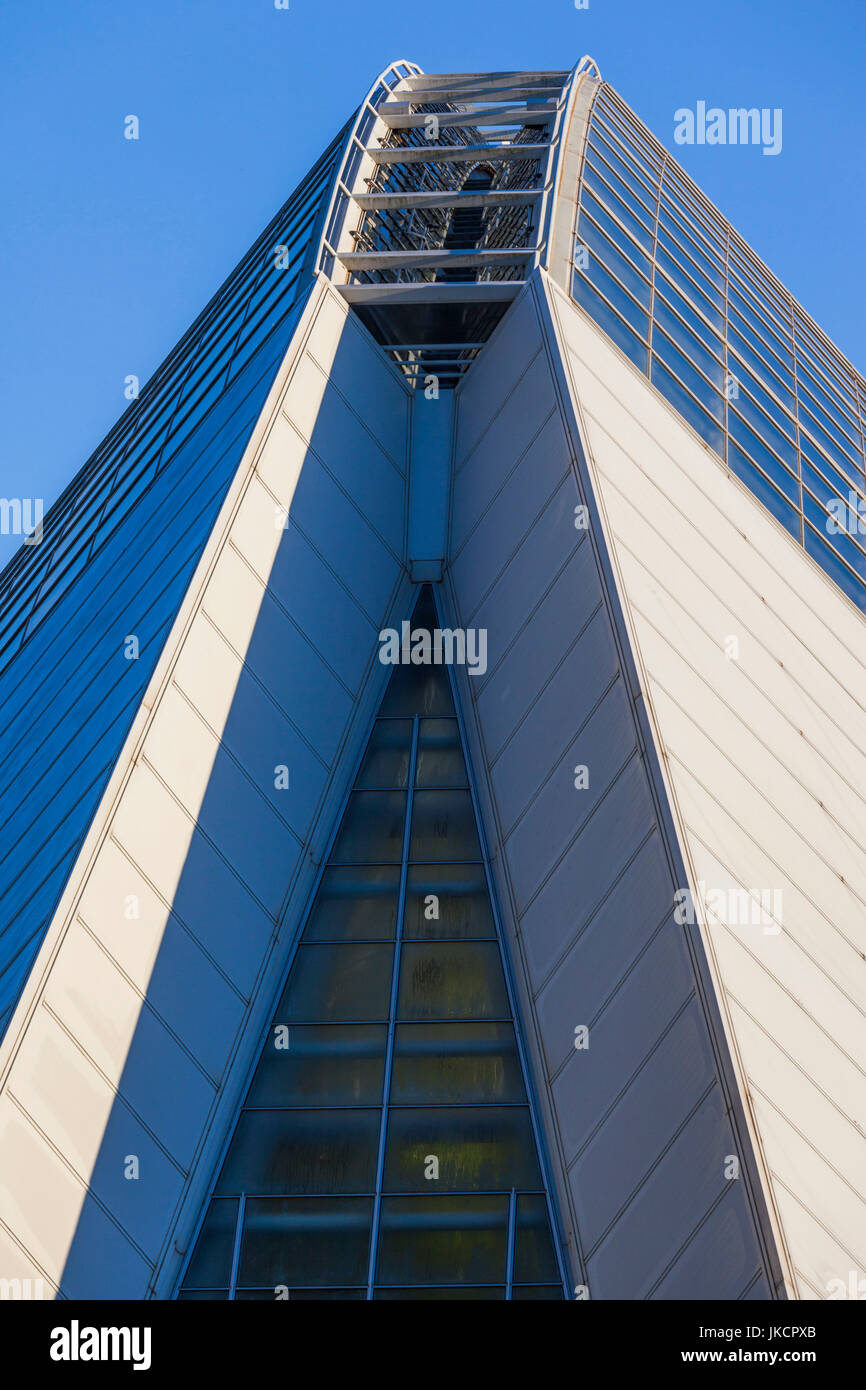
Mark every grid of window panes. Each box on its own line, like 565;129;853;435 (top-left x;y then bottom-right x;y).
0;123;351;1041
180;593;565;1300
572;84;866;612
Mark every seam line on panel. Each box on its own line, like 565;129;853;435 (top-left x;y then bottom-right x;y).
463;479;582;632
687;826;866;1023
529;825;658;997
5;1092;156;1272
748;1079;866;1219
73;915;229;1087
545;898;675;1084
516;749;642;920
223;540;360;701
193;609;331;773
304;350;406;479
499;672;624;842
454;342;546;478
450;410;560;565
165;681;309;848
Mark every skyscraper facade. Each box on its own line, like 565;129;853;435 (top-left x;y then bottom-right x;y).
0;57;863;1301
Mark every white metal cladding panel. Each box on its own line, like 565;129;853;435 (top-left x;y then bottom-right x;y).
0;1218;55;1299
546;274;866;1300
445;280;777;1300
0;280;409;1298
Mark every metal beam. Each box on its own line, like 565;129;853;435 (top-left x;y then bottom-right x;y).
386;86;564;104
338;247;534;272
338;281;524;306
379;103;558;129
354;188;540;211
367;142;549;166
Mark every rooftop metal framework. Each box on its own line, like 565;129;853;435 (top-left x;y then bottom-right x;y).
316;61;599;387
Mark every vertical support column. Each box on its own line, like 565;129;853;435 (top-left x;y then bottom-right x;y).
228;1193;246;1301
408;390;454;582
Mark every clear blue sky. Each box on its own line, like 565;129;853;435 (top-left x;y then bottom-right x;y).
1;0;864;569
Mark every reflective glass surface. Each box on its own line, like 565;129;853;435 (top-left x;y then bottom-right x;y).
572;85;866;611
0;121;351;1038
180;587;564;1300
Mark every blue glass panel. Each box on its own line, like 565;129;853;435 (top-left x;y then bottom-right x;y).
301;866;400;942
727;327;794;412
658;206;725;291
246;1026;387;1107
582;153;654;250
800;443;861;511
578;211;651;308
728;283;793;371
729;252;791;337
657;228;724;312
804;525;866;610
415;718;468;788
515;1194;561;1282
581;187;653;269
574;252;648;337
278;944;394;1022
800;458;856;534
731;393;797;474
586;130;657;218
403;864;495;939
182;1200;239;1289
571;272;648;372
655;246;724;331
799;402;864;490
797;370;862;456
802;491;866;576
653;307;724;391
216;1110;381;1195
729;356;796;445
398;942;510;1019
655;273;723;359
392;1023;523;1103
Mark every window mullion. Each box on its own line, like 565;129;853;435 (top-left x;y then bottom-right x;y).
365;713;420;1298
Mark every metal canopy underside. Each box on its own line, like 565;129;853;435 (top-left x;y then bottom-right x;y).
315;63;593;387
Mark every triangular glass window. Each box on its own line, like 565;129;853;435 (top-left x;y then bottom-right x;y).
179;587;566;1300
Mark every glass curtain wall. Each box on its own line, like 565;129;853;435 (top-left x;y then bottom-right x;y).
0;120;351;1039
180;588;566;1301
572;84;866;612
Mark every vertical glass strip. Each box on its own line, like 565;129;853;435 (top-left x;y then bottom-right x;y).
179;586;569;1300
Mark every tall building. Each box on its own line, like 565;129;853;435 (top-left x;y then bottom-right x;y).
0;57;864;1302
